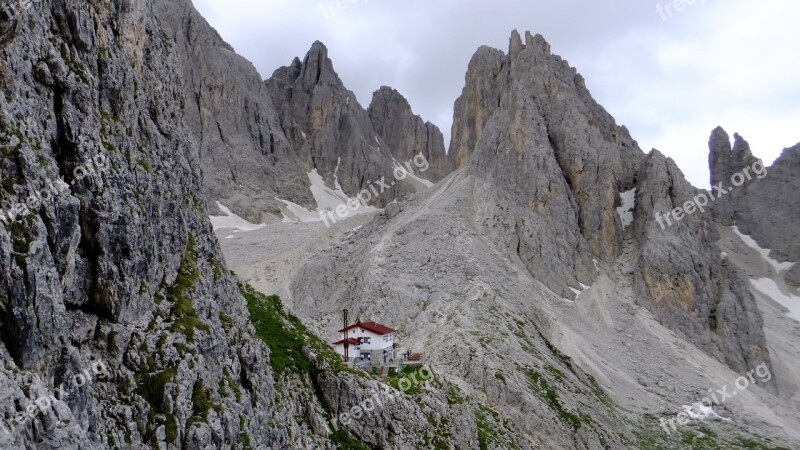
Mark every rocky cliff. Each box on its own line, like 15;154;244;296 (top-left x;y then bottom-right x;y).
451;31;769;375
709;128;800;287
265;42;438;211
368;86;450;182
161;0;311;223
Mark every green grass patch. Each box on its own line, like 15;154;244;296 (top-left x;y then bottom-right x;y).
191;379;223;419
525;369;585;431
137;159;152;172
241;284;312;374
383;367;427;396
476;405;502;450
446;385;466;405
682;431;719;449
165;234;209;341
219;312;234;331
330;428;371;450
135;366;179;444
544;364;566;383
240;282;360;377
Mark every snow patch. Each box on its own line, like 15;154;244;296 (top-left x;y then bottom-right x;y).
680;404;731;423
732;226;795;272
333;158;344;191
279;199;321;224
278;168;379;224
616;189;637;229
568;283;593;300
750;278;800;322
392;158;434;190
209;202;266;232
308;169;351;211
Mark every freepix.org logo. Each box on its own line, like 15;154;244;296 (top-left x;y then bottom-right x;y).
319;152;430;227
0;153;109;226
0;359;110;438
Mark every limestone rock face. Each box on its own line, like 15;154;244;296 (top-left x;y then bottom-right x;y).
449;45;506;169
631;151;770;375
709;128;800;286
444;32;769;375
368;86;449;182
458;31;644;298
161;0;310;223
266;42;414;208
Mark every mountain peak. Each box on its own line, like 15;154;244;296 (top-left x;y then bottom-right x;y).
509;30;551;56
368;85;450;181
710;128;757;186
370;86;412;115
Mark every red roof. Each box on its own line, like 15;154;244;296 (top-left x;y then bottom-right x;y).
332;338;360;346
337;321;396;335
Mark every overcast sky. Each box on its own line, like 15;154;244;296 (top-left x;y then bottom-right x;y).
192;0;800;188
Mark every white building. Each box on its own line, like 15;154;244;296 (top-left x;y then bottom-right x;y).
333;321;398;363
332;338;361;359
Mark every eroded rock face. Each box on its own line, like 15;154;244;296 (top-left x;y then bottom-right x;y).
266;42;414;208
368;86;449;182
709;128;800;286
458;31;645;298
161;0;311;223
448;31;769;376
449;46;506;170
632;151;771;375
0;0;322;447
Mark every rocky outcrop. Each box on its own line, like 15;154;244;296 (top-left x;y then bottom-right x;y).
449;45;506;169
631;150;771;375
709;128;800;286
266;42;414;208
460;31;645;298
159;0;311;223
368;86;449;181
447;31;769;375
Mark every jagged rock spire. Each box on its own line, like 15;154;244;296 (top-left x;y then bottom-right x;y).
368;86;449;182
